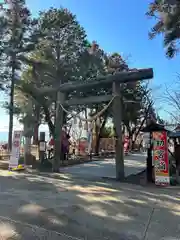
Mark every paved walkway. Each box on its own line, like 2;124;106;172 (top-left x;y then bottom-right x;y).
0;170;179;239
61;153;146;179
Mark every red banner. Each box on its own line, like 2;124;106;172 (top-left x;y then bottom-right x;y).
152;131;170;186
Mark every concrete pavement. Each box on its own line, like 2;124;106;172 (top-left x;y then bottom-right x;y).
60;153;146;179
0;170;179;239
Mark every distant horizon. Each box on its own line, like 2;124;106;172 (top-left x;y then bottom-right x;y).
0;122;49;133
0;123;50;142
0;130;50;142
0;125;88;142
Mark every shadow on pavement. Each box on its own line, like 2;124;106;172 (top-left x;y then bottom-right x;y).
0;171;179;239
59;154;146;180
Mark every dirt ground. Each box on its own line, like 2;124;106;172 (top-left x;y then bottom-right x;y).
0;170;179;239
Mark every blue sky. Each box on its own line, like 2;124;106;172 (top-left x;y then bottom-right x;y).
0;0;179;131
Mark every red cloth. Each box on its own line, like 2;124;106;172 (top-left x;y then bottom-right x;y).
48;130;69;147
49;138;54;146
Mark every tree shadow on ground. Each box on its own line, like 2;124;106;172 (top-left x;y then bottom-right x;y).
0;171;179;239
57;155;145;180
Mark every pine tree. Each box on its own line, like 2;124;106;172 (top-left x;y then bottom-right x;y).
147;0;180;58
17;8;106;171
36;8;92;171
0;0;38;150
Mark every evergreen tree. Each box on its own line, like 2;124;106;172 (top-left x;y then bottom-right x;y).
16;8;103;171
147;0;180;58
0;0;38;150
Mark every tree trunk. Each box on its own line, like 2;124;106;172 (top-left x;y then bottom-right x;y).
30;70;55;137
78;128;83;155
8;63;15;151
95;117;107;155
33;123;39;145
33;107;40;145
44;106;55;136
126;125;133;151
129;135;133;151
127;126;136;151
94;123;100;155
24;137;31;154
131;140;136;151
53;92;65;172
63;110;67;125
24;137;31;165
132;104;152;148
95;134;100;155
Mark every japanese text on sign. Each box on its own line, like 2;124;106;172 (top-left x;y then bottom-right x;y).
9;131;23;169
154;140;164;147
152;131;169;186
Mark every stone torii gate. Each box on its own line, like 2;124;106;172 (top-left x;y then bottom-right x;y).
39;68;153;179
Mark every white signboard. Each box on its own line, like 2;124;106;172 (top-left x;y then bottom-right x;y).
39;142;46;151
143;132;150;145
9;131;23;169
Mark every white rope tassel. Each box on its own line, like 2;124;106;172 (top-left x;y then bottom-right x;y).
59;96;116;155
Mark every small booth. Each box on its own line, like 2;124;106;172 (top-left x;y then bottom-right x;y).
168;131;180;184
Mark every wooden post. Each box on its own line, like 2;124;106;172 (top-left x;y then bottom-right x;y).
39;132;46;164
112;82;124;180
53;91;65;172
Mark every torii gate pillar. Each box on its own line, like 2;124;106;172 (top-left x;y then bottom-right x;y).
112;82;124;180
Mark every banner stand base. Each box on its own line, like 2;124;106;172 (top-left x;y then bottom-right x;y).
8;165;25;172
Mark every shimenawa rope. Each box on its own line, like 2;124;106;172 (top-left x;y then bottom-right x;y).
59;95;116;122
